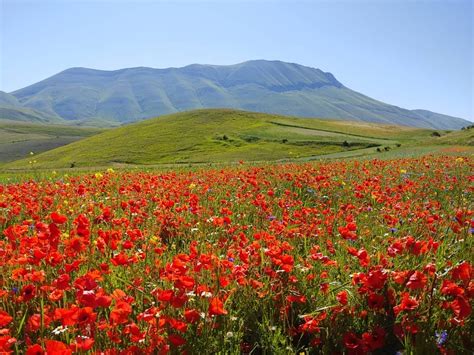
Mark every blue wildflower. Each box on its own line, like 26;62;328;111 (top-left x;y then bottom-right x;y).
435;330;448;347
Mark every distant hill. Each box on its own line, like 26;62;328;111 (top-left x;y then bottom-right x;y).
0;120;106;163
0;91;63;123
4;60;471;129
4;109;439;169
0;91;20;106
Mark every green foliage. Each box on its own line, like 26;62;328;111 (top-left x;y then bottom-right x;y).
3;109;444;170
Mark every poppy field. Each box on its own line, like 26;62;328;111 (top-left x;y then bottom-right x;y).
0;156;472;354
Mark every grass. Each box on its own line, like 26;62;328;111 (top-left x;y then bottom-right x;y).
0;121;106;163
426;127;474;146
2;109;449;170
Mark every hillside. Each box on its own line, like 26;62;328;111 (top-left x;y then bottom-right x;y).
0;121;106;163
0;91;63;123
428;127;474;146
3;109;440;169
6;60;470;129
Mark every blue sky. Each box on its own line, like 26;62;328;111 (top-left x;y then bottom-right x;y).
1;0;472;120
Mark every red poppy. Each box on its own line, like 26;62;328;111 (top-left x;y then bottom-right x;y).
343;331;361;349
209;297;227;316
0;335;16;352
441;280;464;297
50;212;68;224
184;308;200;323
367;293;385;309
452;262;472;283
20;284;36;302
0;311;13;327
168;334;186;346
45;340;71;355
394;292;419;315
450;295;471;320
26;344;44;355
73;336;95;352
362;327;385;351
406;271;427;290
336;290;348;306
110;300;132;325
76;307;97;326
365;269;388;290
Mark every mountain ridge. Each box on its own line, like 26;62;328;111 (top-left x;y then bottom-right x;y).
3;60;471;129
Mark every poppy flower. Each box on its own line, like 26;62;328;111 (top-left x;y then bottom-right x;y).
209;297;227;316
73;336;95;351
336;290;348;306
110;300;132;325
50;212;68;224
450;295;471;320
184;308;200;323
0;311;13;327
0;335;16;352
362;327;385;351
343;331;361;349
394;292;419;315
26;344;44;355
45;340;71;355
452;262;472;283
20;284;36;302
406;271;427;290
168;334;186;346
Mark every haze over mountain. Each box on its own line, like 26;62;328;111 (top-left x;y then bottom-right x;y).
3;60;470;129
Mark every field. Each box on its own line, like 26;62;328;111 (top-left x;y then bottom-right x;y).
2;109;451;170
0;121;106;164
0;154;472;354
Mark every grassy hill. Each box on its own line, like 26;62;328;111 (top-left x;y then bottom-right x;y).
428;127;474;146
0;121;106;163
3;109;442;169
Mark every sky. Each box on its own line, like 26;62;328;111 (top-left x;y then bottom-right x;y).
1;0;473;120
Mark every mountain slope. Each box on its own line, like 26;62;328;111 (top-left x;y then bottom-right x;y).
4;109;438;169
0;91;64;123
0;91;21;106
8;60;470;129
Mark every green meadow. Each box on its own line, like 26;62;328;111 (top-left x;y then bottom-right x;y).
4;109;469;171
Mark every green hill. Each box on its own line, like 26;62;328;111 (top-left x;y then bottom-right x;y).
0;121;106;163
4;109;440;169
427;127;474;146
7;60;471;129
0;91;64;123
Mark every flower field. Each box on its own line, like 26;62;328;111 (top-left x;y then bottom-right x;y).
0;156;472;354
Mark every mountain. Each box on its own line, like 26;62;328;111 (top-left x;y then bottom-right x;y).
4;109;439;169
0;91;20;106
5;60;471;129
